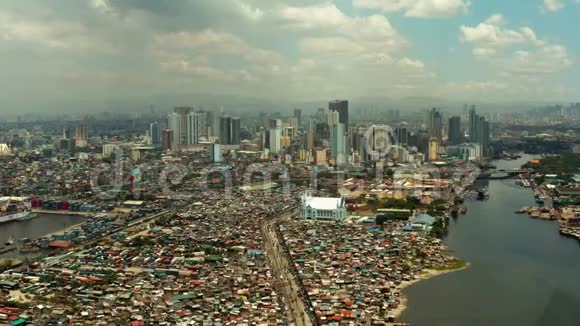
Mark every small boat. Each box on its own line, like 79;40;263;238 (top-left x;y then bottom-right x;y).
5;236;15;246
19;245;41;253
477;188;489;200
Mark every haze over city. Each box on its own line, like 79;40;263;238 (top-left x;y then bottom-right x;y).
1;1;580;326
1;0;579;114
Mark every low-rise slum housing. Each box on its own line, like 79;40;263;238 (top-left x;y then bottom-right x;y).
1;191;303;325
1;182;458;325
278;220;452;325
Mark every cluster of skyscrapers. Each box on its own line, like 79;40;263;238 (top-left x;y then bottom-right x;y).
142;100;491;166
253;100;350;166
148;107;241;151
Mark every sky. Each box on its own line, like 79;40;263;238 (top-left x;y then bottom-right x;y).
0;0;579;112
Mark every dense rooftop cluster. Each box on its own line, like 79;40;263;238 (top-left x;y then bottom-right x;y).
279;220;451;325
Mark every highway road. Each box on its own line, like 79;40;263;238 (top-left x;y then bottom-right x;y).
263;211;315;326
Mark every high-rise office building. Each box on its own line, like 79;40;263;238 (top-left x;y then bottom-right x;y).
269;118;282;129
305;119;316;149
467;106;491;157
161;129;174;150
448;116;462;145
167;113;182;148
305;132;315;149
359;133;368;162
469;106;478;143
218;116;240;145
350;127;364;155
477;117;490;156
150;122;161;145
429;137;439;161
269;128;282;154
331;123;347;166
428;108;443;143
316;107;327;123
206;111;219;138
312;147;327;165
293;108;302;128
231;117;241;145
74;124;88;147
196;111;208;138
62;128;72;139
315;123;330;146
328;110;340;126
329;100;349;129
289;117;298;130
174;106;193;144
394;125;408;146
102;144;118;157
186;113;199;144
417;130;430;160
219;116;231;145
209;143;223;163
283;126;296;139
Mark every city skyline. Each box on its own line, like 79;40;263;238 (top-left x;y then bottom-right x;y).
0;0;579;114
1;1;580;325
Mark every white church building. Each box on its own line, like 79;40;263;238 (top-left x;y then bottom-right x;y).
302;192;347;221
0;143;11;156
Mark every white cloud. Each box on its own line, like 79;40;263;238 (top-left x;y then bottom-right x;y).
461;14;572;77
277;3;348;29
460;14;541;47
508;45;572;75
484;14;505;25
472;47;497;59
543;0;564;12
446;80;509;92
91;0;113;14
161;60;261;83
1;0;574;104
352;0;470;18
154;29;286;82
232;0;264;21
154;30;246;54
398;57;425;70
0;11;111;51
301;37;365;54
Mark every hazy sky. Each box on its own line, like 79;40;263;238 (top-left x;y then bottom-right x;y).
0;0;578;111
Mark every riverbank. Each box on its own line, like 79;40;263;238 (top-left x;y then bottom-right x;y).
31;209;92;217
42;220;88;238
401;155;580;325
392;260;471;320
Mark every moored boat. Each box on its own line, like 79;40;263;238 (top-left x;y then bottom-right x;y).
19;245;41;253
0;196;32;224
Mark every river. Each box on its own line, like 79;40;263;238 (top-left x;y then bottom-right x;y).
402;155;580;326
0;214;86;259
